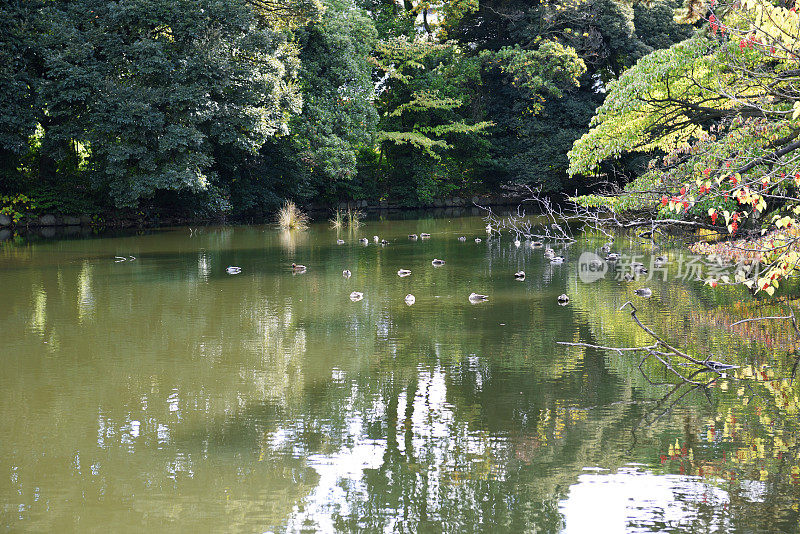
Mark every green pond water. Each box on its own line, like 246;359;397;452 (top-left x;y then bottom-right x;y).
1;216;799;533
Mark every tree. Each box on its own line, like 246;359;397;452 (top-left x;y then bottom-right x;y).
569;0;800;294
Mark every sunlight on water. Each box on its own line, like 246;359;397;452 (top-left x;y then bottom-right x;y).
0;217;798;532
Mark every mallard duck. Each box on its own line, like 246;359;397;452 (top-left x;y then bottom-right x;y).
544;248;555;258
359;237;369;245
226;266;242;275
623;273;634;282
373;235;380;243
557;293;569;304
550;256;565;264
397;269;411;277
381;239;389;246
653;256;667;267
634;287;652;298
469;292;489;303
342;269;351;278
458;236;466;242
409;234;418;240
349;291;363;302
420;233;431;239
475;238;482;243
606;253;621;261
431;258;446;266
405;294;415;305
291;263;306;273
514;271;525;280
336;239;345;245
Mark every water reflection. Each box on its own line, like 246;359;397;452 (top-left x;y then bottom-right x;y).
0;219;798;532
561;467;731;533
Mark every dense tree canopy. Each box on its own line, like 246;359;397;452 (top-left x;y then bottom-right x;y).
0;0;696;218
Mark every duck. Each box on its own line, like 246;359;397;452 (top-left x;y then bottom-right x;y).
342;269;351;278
458;236;466;242
544;248;555;258
634;287;653;298
514;270;525;280
373;235;380;243
397;269;411;277
623;273;635;282
475;238;482;243
557;293;569;304
380;239;389;246
653;256;667;267
291;263;306;273
606;253;621;262
405;294;416;305
469;292;489;303
359;237;369;245
420;233;431;239
226;266;242;275
349;291;364;302
336;239;345;245
600;243;612;254
431;258;446;266
409;234;418;240
550;256;565;264
531;241;543;248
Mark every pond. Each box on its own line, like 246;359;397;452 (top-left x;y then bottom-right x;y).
0;216;798;533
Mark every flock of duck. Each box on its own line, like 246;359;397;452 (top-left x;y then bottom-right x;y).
225;232;656;306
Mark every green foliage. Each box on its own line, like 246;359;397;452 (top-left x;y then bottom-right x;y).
0;194;35;223
291;0;378;183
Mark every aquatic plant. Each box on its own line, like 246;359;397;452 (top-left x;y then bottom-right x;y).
278;201;309;230
329;207;364;230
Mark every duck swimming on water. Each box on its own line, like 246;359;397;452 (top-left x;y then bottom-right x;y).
397;269;411;277
458;236;466;242
291;263;306;273
350;291;364;302
514;271;525;280
405;294;416;305
557;294;569;304
431;258;446;266
634;287;652;298
469;292;489;303
226;266;242;275
342;269;351;278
